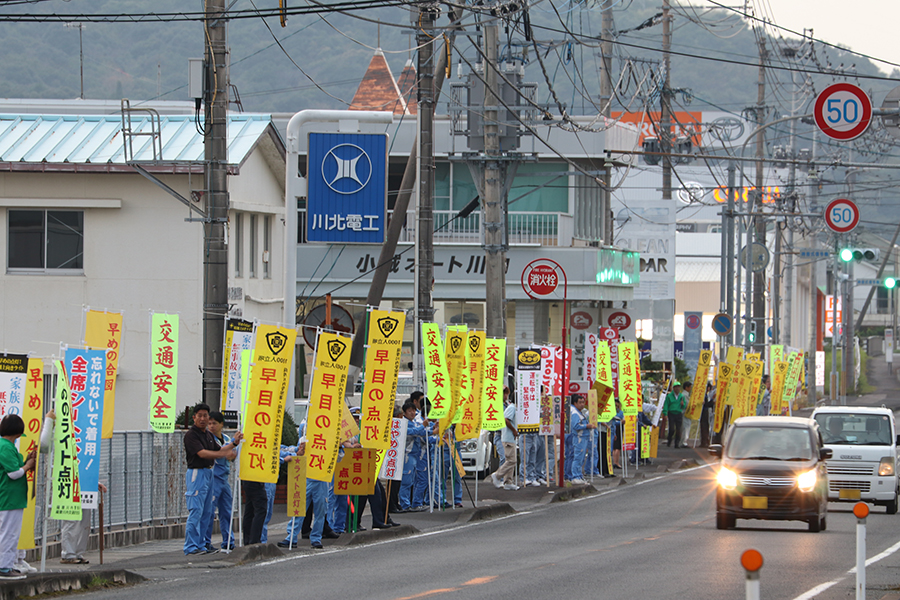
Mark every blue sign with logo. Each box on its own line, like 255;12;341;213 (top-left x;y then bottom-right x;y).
306;132;388;244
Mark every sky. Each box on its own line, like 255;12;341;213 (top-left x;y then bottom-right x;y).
752;0;900;73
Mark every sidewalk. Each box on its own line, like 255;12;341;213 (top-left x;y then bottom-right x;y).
5;442;711;592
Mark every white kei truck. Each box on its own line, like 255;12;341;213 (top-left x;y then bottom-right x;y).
811;406;899;513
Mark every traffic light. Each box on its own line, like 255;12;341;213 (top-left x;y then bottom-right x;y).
840;247;880;263
886;277;897;289
747;321;757;344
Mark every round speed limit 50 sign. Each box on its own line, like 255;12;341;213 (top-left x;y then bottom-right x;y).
814;83;872;141
824;198;859;233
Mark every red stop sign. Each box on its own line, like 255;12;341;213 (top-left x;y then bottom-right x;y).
526;264;559;296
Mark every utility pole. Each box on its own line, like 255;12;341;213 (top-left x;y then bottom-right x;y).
751;35;766;353
807;129;819;407
660;0;672;202
416;5;437;333
202;0;229;409
600;0;614;247
65;23;85;100
726;162;736;350
483;22;506;338
843;164;857;395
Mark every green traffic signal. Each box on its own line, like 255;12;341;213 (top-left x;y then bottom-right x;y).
840;248;854;262
886;277;897;290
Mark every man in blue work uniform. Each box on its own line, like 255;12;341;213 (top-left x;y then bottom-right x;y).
204;411;237;551
399;401;427;511
410;393;433;511
565;395;593;484
183;403;242;555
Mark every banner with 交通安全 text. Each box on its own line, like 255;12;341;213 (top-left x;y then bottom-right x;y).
149;313;179;433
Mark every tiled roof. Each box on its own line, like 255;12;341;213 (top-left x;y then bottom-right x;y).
349;49;407;114
396;60;417;115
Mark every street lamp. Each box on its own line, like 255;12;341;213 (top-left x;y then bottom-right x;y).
64;23;85;100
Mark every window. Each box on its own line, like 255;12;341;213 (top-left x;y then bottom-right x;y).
263;215;271;279
249;214;257;278
8;209;83;271
234;213;243;278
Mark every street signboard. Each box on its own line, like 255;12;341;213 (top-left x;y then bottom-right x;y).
857;279;884;286
799;250;830;258
824;198;859;234
814;83;872;141
711;312;732;337
306;132;388;244
740;242;770;272
521;260;564;298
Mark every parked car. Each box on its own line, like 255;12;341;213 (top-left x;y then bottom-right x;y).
458;429;498;478
811;406;899;513
710;416;831;531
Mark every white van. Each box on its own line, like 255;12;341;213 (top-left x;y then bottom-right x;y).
811;406;899;514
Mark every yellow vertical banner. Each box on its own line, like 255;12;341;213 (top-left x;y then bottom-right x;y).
587;388;599;423
649;425;659;458
617;342;639;416
771;360;788;415
303;331;351;483
360;309;405;449
443;325;467;424
421;323;451;419
239;324;298;483
725;355;744;407
51;362;82;521
746;360;764;415
84;310;123;439
148;313;179;434
714;363;734;433
624;414;637;450
334;449;377;495
452;337;470;426
595;340;615;423
770;344;784;371
685;350;712;420
339;401;360;443
458;331;485;441
287;459;307;517
481;338;507;431
597;341;612;386
18;359;42;549
640;425;651;459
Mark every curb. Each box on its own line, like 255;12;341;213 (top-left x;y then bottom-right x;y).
466;502;516;522
549;484;597;503
0;569;145;600
345;524;420;546
221;542;285;564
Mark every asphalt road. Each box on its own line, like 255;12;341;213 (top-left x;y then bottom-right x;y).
75;463;900;600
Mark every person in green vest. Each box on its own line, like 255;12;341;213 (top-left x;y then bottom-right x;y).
664;382;687;448
0;415;36;580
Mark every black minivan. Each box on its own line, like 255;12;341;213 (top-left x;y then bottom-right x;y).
710;416;832;532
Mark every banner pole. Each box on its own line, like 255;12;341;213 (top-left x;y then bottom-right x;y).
39;451;51;573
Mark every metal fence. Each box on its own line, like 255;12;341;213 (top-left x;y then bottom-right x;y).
32;430;221;542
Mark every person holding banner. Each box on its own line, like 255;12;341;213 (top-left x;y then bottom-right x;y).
398;401;427;511
184;403;242;555
39;410;108;566
756;376;771;416
680;382;694;447
490;388;519;491
664;382;686;448
700;382;715;448
565;396;593;484
409;393;432;512
0;415;36;580
205;412;237;552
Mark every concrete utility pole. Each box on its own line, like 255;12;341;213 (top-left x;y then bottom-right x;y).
347;9;462;380
202;0;229;409
600;0;614;247
843;165;857;395
660;0;672;202
483;22;506;338
724;162;736;351
807;129;819;407
417;5;437;331
751;35;766;353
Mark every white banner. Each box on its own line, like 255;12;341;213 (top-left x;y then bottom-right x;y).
515;369;541;431
379;418;407;481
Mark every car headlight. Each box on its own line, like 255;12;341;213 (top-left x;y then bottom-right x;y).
464;441;478;452
717;467;738;490
797;469;817;492
879;457;895;476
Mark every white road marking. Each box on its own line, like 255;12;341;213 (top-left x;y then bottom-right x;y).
793;537;900;598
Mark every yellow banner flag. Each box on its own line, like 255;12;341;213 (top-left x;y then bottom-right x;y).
770;344;784;369
596;340;612;387
421;323;451;419
650;425;660;458
18;359;43;549
640;425;651;459
360;309;405;449
287;458;307;517
339;401;360;444
481;338;507;431
714;362;734;433
588;388;599;423
771;360;788;415
725;355;744;407
685;350;712;420
149;313;179;434
598;383;616;422
239;324;298;483
624;414;637;450
457;331;485;441
51;362;82;521
303;331;351;482
747;360;764;415
617;342;640;416
444;325;468;426
782;352;803;413
84;310;123;439
334;449;377;496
